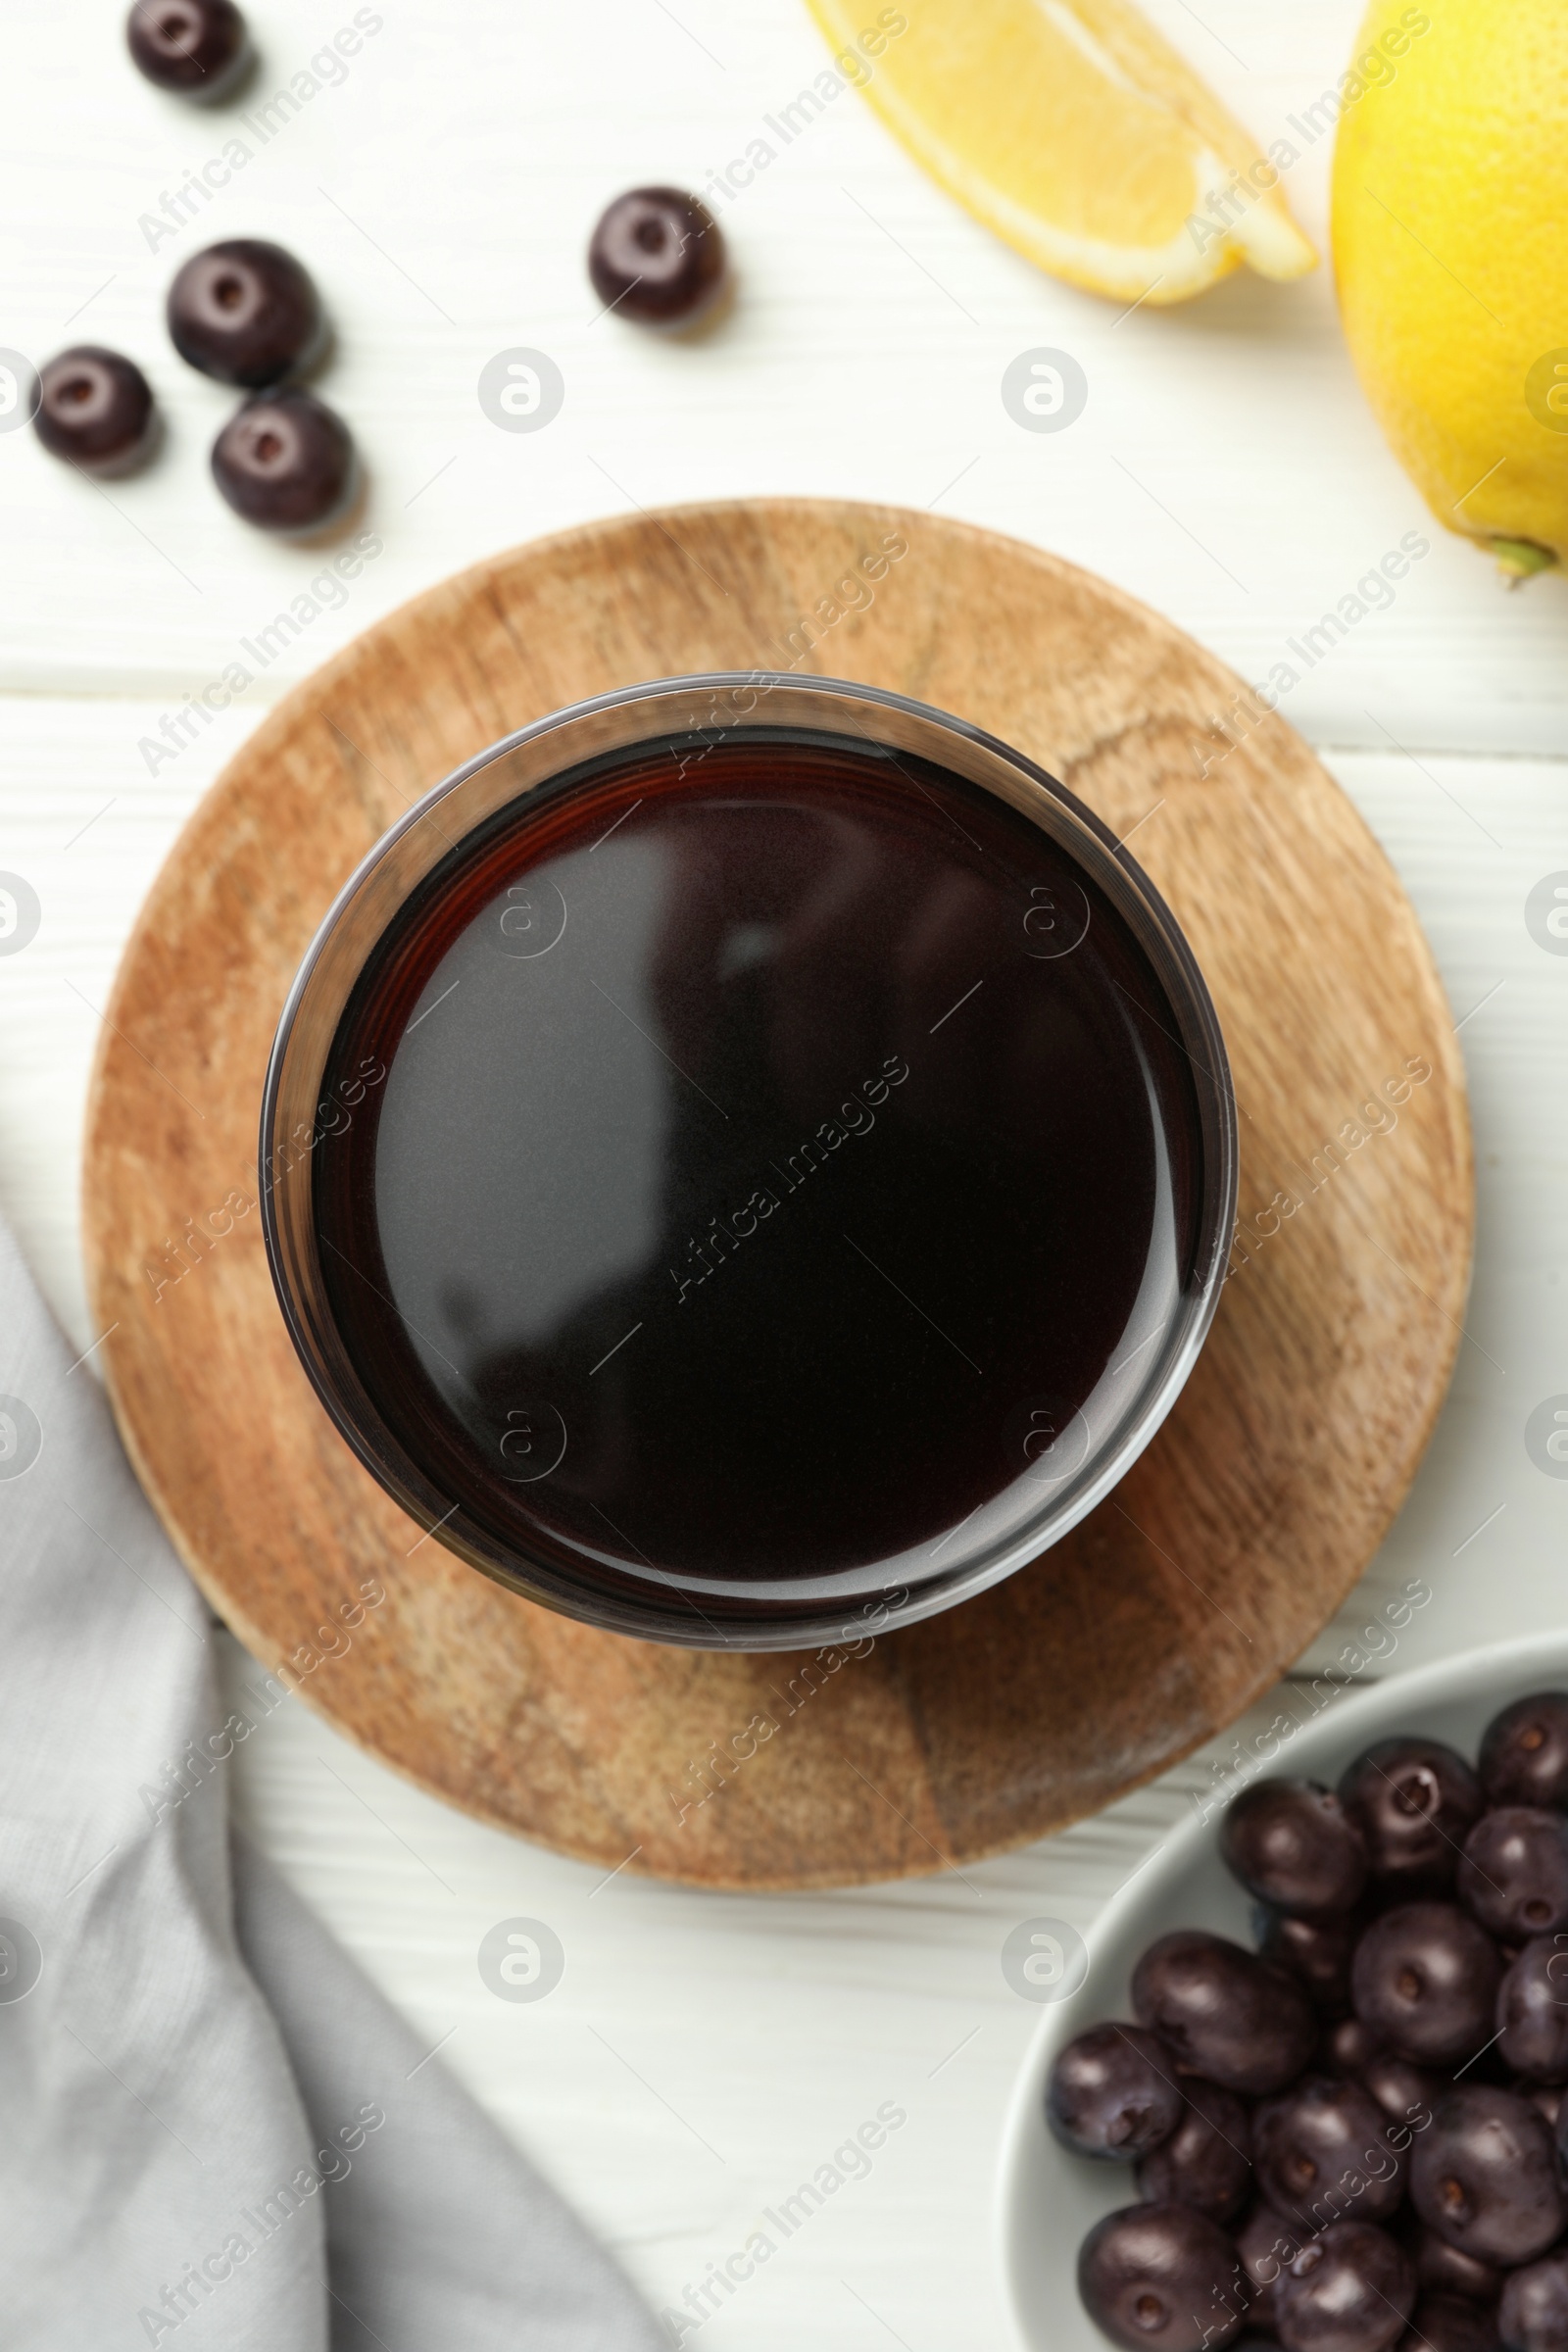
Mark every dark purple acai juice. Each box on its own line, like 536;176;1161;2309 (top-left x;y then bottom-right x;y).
314;728;1202;1620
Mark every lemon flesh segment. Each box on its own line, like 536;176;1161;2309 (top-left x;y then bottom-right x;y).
1332;0;1568;570
806;0;1316;304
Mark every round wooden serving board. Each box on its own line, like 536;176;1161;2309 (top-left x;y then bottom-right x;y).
83;500;1473;1890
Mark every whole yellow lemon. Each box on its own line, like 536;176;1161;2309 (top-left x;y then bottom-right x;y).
1332;0;1568;578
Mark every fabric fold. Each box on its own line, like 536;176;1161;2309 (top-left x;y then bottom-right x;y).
0;1214;660;2352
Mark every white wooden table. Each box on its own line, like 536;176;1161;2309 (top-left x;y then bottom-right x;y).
4;4;1566;2343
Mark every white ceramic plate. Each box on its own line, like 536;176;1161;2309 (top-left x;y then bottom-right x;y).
996;1628;1568;2352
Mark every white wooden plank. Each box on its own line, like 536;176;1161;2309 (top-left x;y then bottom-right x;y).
2;705;1563;2352
3;0;1566;751
2;712;1563;1677
7;2;1568;2336
222;1629;1291;2351
1299;751;1568;1681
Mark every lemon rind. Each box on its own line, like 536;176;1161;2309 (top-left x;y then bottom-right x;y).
806;0;1317;303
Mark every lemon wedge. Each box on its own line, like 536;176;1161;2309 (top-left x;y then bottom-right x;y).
806;0;1316;303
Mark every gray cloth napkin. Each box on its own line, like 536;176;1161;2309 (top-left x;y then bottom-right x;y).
0;1214;662;2352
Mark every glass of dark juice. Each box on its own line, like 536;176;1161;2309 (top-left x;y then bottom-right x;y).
263;675;1237;1649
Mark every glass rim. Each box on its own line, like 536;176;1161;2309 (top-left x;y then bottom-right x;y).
261;670;1239;1651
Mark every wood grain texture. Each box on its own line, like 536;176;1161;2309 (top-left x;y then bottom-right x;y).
81;499;1474;1889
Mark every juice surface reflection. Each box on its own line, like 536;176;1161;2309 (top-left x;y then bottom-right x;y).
316;731;1202;1614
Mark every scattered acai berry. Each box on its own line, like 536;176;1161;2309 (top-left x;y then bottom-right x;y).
1047;2022;1184;2162
1498;2249;1568;2351
1272;2220;1413;2352
1409;2087;1565;2268
1459;1810;1568;1942
33;229;360;533
1222;1780;1369;1920
1132;1930;1317;2096
587;186;728;331
168;239;323;388
32;347;156;475
1136;2080;1253;2225
125;0;249;98
1351;1902;1502;2066
1339;1740;1483;1898
211;387;355;533
1077;2203;1245;2351
1479;1693;1568;1813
